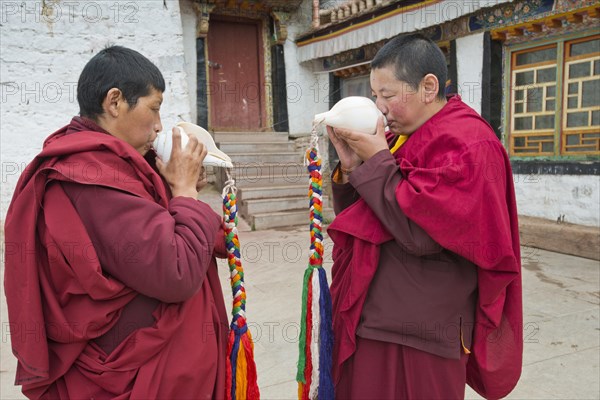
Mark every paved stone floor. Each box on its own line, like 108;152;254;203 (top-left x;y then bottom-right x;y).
1;184;598;399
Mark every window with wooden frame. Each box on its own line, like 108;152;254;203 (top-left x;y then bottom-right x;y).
563;36;600;154
509;34;600;157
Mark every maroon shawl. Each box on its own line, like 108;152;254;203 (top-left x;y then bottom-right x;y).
328;96;522;399
4;119;227;398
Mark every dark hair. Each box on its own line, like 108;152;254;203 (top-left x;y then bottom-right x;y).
371;33;448;100
77;45;165;119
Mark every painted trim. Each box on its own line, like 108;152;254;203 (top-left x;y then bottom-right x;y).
511;160;600;175
482;31;503;139
297;0;442;47
490;4;600;40
448;39;457;93
271;44;289;132
196;37;209;129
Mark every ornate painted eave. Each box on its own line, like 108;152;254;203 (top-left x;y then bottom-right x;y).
259;0;303;11
191;0;298;43
192;0;303;12
332;62;371;78
490;4;600;41
329;39;449;78
294;0;511;63
297;0;434;43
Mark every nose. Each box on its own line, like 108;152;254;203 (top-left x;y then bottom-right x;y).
150;120;162;143
155;117;163;135
375;99;388;116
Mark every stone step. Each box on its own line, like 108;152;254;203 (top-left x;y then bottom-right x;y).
238;184;308;200
228;152;301;164
209;131;329;230
250;208;335;231
241;196;307;215
232;173;307;188
215;162;308;187
240;195;329;215
218;141;296;153
221;162;306;181
213;131;289;143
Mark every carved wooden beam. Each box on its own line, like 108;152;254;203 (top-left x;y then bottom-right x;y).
491;30;507;41
509;27;525;36
332;63;371;78
587;7;600;18
526;23;543;33
566;13;583;24
192;2;216;38
545;17;563;29
271;11;290;45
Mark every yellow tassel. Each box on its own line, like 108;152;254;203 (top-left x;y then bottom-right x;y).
461;327;471;355
390;134;409;154
236;341;248;400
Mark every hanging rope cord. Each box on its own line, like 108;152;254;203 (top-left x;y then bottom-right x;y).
222;170;259;400
297;127;334;400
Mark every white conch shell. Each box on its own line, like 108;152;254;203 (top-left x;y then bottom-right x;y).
314;96;386;135
153;123;233;169
152;126;187;164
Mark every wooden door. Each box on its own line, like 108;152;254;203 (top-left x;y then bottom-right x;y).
207;17;264;131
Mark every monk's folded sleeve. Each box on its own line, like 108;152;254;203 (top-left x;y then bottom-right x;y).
331;165;360;215
349;149;443;256
61;181;221;303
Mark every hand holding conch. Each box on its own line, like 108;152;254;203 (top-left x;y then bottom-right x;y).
317;96;388;170
153;122;233;169
155;127;206;199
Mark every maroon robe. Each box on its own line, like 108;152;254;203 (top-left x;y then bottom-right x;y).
328;95;522;399
4;118;229;399
336;337;469;399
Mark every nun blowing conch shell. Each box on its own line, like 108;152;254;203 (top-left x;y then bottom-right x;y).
313;96;386;134
153;122;233;169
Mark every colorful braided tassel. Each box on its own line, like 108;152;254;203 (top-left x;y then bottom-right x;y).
297;133;334;400
223;178;260;400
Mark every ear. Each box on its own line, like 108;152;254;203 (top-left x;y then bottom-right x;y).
101;88;124;118
421;74;440;104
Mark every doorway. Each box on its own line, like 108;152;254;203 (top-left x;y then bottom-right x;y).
207;16;265;131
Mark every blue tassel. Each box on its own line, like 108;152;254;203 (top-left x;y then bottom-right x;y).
230;321;241;400
318;267;334;400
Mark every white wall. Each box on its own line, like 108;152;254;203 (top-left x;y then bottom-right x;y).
456;32;484;115
0;0;192;221
285;2;330;135
180;0;198;124
514;174;600;227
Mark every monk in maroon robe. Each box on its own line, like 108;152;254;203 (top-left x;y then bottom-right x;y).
327;34;522;399
4;46;228;399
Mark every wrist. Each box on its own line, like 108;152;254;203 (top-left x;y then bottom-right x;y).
171;186;199;199
340;162;361;175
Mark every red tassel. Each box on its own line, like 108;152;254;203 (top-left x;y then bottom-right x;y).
242;334;260;399
225;330;235;400
303;273;313;400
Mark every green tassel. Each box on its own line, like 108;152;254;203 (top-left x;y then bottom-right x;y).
296;267;313;383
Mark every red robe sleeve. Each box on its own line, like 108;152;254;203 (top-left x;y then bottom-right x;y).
61;181;222;303
349;149;443;256
331;165;361;215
